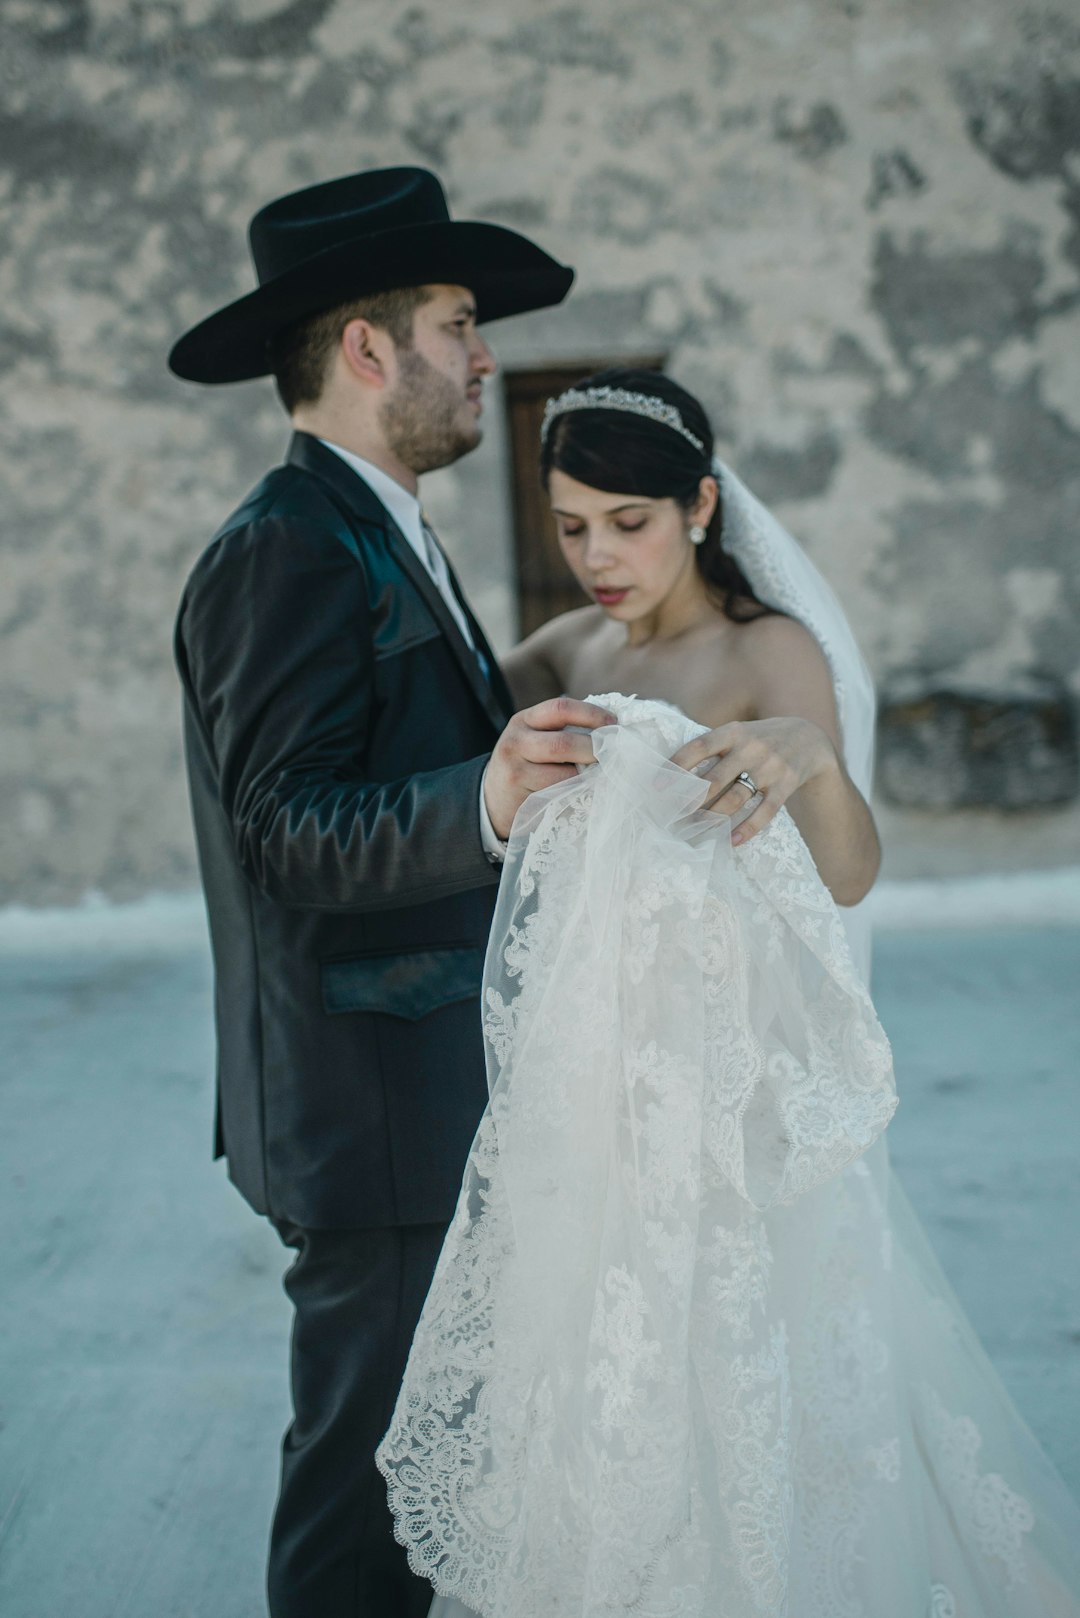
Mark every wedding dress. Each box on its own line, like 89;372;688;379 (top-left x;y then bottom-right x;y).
378;467;1079;1615
377;694;1080;1618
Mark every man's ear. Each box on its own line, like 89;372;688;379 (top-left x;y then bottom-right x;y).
340;318;394;389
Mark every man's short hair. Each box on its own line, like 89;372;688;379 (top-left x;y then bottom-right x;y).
268;285;434;413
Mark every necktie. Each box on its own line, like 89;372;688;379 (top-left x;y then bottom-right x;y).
420;514;491;684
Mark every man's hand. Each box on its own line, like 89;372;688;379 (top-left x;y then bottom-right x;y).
484;697;617;840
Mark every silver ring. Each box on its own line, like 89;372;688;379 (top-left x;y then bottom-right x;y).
736;771;758;796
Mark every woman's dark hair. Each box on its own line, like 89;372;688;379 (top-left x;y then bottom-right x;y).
539;367;775;624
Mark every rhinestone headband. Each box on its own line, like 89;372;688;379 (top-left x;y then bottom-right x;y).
540;384;707;456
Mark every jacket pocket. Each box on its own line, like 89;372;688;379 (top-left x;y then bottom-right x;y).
320;945;485;1021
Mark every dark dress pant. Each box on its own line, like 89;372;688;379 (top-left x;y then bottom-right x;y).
267;1220;447;1618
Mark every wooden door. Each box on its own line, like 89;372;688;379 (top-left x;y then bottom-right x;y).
504;359;665;637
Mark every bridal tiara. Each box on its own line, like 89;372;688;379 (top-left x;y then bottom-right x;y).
540;384;710;458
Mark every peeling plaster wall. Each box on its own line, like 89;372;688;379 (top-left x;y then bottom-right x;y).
2;0;1078;902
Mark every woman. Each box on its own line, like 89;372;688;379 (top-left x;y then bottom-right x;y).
503;368;879;914
379;372;1080;1617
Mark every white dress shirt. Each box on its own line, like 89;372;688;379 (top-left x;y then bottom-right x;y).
319;439;507;862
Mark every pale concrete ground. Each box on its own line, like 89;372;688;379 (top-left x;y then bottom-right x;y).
1;884;1078;1618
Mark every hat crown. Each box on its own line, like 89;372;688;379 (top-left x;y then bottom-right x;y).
249;166;451;285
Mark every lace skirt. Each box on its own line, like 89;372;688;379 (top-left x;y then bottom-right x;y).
378;698;1080;1618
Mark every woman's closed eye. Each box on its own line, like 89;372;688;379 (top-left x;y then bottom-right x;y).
560;521;647;539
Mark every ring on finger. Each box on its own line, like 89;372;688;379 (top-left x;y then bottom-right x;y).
735;770;758;796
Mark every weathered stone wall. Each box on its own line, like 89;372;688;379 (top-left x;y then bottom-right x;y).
2;0;1078;902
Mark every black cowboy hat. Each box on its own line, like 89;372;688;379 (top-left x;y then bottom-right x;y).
168;166;575;384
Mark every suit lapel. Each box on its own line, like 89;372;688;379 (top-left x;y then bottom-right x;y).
382;509;511;732
287;433;511;731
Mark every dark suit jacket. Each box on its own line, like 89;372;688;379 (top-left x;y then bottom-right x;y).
174;432;514;1228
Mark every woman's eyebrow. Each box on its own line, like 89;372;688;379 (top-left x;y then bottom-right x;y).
552;502;651;517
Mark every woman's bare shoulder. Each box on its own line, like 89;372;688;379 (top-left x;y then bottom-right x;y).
528;603;607;653
735;610;828;670
733;611;839;733
515;604;606;669
502;604;607;707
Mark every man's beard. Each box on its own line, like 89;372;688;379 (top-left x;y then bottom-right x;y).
380;347;481;475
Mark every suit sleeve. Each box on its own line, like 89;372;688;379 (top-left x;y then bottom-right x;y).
176;514;499;912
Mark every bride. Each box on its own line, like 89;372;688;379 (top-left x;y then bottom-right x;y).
378;370;1080;1616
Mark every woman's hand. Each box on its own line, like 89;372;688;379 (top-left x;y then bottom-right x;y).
669;717;839;846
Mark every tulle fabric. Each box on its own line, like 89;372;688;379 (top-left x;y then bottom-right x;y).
378;695;1080;1616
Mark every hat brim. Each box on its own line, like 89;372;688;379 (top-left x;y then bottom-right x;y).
168;219;574;384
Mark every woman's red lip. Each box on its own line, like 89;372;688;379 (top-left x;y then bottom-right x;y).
594;587;629;602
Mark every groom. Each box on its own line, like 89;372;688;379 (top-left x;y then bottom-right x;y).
169;167;612;1617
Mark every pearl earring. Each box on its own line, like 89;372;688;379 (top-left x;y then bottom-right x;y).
689;524;706;546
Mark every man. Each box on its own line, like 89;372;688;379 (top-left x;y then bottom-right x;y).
169;166;613;1618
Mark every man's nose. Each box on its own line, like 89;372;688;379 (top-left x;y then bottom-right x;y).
470;331;497;376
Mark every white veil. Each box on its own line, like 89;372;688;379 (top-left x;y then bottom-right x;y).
712;456;877;979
